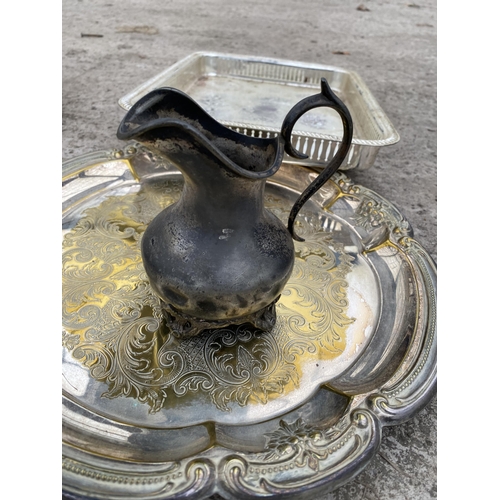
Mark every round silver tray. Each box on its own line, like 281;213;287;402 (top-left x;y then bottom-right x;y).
62;145;436;499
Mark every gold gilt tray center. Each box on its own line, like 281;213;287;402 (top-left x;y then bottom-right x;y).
62;174;377;426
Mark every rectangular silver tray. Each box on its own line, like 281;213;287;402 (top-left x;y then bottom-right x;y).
118;52;400;171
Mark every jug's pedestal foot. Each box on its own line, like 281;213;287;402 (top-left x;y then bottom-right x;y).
163;299;279;337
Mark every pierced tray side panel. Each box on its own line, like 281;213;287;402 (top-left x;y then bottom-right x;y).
224;125;380;171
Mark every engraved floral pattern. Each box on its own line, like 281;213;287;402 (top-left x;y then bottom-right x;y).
262;418;329;470
62;180;354;413
353;198;410;235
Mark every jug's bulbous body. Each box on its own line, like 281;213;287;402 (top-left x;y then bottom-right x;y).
138;128;296;334
118;79;353;337
141;184;295;333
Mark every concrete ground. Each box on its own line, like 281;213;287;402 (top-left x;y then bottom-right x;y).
63;1;437;498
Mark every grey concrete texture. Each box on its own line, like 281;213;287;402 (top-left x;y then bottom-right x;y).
63;1;437;499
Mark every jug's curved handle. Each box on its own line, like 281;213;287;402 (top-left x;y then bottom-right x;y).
281;78;353;241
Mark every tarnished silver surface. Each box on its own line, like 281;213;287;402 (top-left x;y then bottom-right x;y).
118;52;400;171
62;147;436;499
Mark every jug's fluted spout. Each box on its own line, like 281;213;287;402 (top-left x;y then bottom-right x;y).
117;87;284;181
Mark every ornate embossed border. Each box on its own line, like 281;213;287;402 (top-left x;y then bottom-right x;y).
62;149;436;500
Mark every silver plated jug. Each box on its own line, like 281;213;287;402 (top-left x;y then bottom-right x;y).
117;78;353;336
